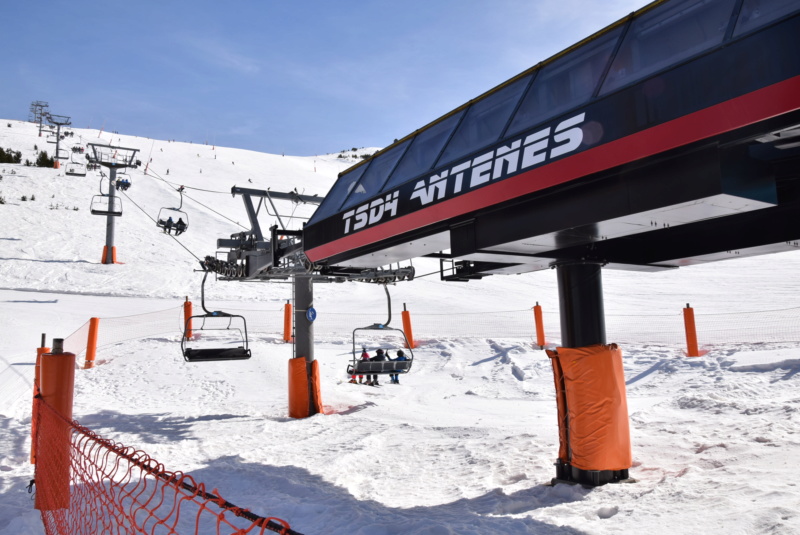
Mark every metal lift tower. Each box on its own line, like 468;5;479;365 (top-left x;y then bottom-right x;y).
46;114;71;168
88;143;140;265
29;101;49;137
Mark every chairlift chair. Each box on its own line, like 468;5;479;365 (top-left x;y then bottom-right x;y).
115;173;132;191
90;195;122;216
157;187;189;234
348;324;414;376
157;208;189;234
65;163;86;177
346;284;414;376
181;270;251;362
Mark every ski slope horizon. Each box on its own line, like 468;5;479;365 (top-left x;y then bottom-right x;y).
1;119;800;534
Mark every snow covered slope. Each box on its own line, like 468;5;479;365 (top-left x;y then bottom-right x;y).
1;119;800;535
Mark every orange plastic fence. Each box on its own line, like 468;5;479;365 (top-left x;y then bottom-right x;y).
57;301;800;369
32;398;300;535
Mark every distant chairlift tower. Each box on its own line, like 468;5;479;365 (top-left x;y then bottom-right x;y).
88;143;140;265
46;114;71;169
29;101;49;137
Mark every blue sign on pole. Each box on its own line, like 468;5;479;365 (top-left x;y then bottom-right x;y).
306;307;317;322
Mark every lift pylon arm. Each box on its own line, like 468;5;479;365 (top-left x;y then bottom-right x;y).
231;186;324;205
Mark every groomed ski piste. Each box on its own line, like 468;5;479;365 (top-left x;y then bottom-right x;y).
2;118;800;534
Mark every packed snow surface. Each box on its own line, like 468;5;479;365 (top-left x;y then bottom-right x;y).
1;120;799;534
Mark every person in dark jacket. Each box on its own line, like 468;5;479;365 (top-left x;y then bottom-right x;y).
367;348;386;385
174;218;187;235
389;349;409;384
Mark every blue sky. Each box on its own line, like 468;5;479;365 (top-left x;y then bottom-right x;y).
1;0;646;156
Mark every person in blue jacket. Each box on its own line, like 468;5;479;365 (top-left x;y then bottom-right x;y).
389;350;409;384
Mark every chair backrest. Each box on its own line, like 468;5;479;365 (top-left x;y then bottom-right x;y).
353;359;411;374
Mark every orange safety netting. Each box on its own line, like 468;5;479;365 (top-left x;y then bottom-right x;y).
32;398;300;535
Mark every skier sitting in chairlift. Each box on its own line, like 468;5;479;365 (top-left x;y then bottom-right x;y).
174;217;187;236
367;349;387;386
349;346;370;384
162;216;174;234
389;350;408;384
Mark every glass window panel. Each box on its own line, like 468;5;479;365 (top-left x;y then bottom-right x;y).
437;75;531;166
601;0;738;95
507;27;623;136
383;111;464;190
307;163;369;224
339;139;411;211
734;0;800;36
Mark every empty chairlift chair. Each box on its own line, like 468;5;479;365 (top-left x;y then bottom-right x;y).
65;163;87;177
181;271;251;362
90;195;122;216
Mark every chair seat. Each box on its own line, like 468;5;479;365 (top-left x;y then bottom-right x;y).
183;347;251;362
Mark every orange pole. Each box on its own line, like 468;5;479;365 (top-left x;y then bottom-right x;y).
35;339;75;511
402;304;415;349
184;298;193;340
533;303;545;348
84;317;100;369
683;303;700;357
31;336;50;465
283;302;293;343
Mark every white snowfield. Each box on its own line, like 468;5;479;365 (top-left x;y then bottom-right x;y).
1;119;799;534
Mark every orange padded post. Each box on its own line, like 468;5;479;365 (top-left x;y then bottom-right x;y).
84;318;100;369
101;245;118;264
311;360;323;415
31;338;50;464
53;160;60;170
35;339;75;511
533;302;545;348
546;344;632;475
183;298;193;340
283;302;293;343
683;303;700;357
288;357;309;418
401;303;415;349
288;357;323;418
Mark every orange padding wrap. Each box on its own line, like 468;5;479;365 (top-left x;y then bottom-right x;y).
546;344;632;471
288;357;322;418
101;246;117;264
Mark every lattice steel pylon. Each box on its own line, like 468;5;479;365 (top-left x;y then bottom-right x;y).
29;101;49;136
87;143;140;265
46;113;71;168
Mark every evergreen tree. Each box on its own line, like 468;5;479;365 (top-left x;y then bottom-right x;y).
35;151;55;167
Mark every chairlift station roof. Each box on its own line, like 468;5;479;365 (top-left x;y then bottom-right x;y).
302;0;800;279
